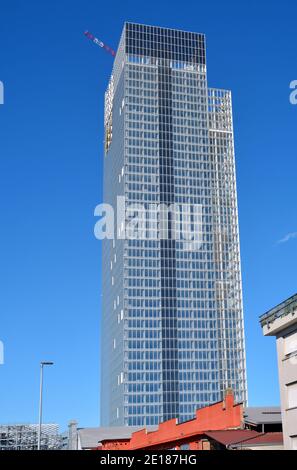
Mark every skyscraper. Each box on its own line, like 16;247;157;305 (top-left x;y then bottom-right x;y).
101;22;247;426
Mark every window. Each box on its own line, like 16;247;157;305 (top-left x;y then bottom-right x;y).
284;333;297;357
180;444;190;450
287;382;297;409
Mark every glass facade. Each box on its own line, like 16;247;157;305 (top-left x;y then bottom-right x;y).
101;23;247;426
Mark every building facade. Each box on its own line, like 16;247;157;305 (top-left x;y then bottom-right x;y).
260;293;297;450
101;22;247;426
0;424;61;450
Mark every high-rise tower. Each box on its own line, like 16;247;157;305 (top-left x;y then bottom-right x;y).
101;22;247;426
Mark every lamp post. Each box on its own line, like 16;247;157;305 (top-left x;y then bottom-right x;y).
38;361;54;450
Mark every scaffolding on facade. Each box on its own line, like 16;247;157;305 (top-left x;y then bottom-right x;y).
0;423;62;450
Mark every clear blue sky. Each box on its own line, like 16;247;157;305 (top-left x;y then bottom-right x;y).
0;0;296;431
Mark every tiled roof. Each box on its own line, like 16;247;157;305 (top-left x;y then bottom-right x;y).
232;432;283;447
204;430;259;446
205;430;283;447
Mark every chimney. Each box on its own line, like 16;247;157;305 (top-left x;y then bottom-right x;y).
224;388;234;409
68;420;78;450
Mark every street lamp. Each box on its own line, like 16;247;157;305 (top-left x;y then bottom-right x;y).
38;361;54;450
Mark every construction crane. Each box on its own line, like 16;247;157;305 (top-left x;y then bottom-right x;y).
84;31;116;57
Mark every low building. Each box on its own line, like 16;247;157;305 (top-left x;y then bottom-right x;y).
67;421;157;450
99;390;241;451
243;407;282;433
95;390;283;451
68;391;283;451
260;293;297;450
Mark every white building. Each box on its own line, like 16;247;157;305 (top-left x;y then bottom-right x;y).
260;293;297;450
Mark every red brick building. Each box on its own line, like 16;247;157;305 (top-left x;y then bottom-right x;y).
99;390;240;450
97;391;283;451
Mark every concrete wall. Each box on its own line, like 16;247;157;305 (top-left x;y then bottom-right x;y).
243;444;284;451
276;324;297;450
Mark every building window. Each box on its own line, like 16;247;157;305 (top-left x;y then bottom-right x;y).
180;444;190;450
287;382;297;409
284;333;297;357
